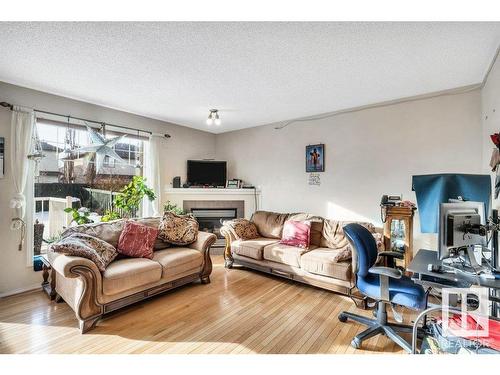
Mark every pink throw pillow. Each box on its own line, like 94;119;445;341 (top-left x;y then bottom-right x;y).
280;220;311;249
117;221;158;259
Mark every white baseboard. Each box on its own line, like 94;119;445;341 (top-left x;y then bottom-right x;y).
0;284;40;299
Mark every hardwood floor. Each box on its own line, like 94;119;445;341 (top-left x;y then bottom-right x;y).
0;255;412;354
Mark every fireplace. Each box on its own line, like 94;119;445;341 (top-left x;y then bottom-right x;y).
184;200;245;247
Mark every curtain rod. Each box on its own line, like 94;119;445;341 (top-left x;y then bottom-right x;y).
0;101;171;139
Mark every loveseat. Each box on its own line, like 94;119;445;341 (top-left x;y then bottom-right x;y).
221;211;381;298
48;217;216;333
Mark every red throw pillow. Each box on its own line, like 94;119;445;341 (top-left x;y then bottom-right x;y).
280;220;311;249
117;221;158;259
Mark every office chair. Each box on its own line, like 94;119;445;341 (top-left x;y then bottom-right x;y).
338;223;428;353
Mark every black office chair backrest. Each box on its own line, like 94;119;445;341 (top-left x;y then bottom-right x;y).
343;223;379;278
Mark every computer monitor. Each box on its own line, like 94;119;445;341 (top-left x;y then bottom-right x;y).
438;201;486;260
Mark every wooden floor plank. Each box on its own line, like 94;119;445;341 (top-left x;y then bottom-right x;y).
0;256;406;354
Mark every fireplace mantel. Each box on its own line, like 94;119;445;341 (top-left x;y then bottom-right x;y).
164;188;262;219
164;188;261;196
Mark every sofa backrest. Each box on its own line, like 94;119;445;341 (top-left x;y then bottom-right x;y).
250;211;291;239
250;211;324;246
61;219;126;247
250;211;376;250
60;217;169;250
320;219;375;249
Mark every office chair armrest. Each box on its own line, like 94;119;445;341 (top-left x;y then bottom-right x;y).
368;266;403;279
378;251;404;259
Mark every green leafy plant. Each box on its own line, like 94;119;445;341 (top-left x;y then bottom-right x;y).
164;200;185;215
114;176;156;218
44;231;63;244
101;209;122;222
64;207;94;225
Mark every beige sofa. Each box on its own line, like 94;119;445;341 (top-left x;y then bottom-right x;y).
48;217;216;333
221;211;379;298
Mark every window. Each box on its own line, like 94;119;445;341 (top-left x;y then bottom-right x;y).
33;118;148;256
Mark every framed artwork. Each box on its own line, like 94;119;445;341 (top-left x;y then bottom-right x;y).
306;144;324;172
226;179;242;189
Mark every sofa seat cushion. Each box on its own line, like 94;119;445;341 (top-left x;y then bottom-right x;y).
263;242;316;267
232;237;279;260
152;248;203;278
300;248;352;281
102;258;162;295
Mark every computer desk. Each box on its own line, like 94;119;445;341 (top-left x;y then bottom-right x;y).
408;249;500;317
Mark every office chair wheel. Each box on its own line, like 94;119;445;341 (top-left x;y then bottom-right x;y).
351;338;361;349
338;313;348;323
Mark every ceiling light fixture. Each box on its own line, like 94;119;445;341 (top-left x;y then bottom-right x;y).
206;109;221;126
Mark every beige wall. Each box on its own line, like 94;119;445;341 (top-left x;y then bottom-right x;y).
0;81;215;296
215;90;483;252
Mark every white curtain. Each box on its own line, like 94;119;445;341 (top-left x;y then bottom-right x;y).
142;134;162;217
10;106;35;230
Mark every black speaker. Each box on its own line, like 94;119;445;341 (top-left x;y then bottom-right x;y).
173;176;181;188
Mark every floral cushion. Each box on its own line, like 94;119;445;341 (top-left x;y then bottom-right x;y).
232;219;259;240
50;233;118;271
372;232;385;251
330;244;352;263
280;220;311;249
117;221;158;259
158;212;199;245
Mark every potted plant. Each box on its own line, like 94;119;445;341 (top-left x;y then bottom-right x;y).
164;200;186;215
100;209;122;222
114;176;156;218
64;207;95;225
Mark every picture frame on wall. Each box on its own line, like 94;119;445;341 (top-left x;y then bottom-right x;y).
305;143;324;172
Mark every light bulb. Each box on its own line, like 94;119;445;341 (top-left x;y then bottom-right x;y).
214;118;221;126
206;118;213;126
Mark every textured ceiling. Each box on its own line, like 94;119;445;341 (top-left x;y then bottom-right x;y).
0;22;499;133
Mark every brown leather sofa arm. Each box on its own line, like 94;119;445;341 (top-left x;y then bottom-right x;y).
188;231;217;284
188;231;217;253
220;222;238;242
48;250;102;279
219;223;238;268
48;250;104;333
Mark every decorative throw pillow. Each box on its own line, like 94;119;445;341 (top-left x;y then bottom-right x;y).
50;233;118;272
332;244;352;263
158;212;199;245
131;217;170;251
232;219;259;240
372;232;385;251
117;221;158;259
280;220;311;249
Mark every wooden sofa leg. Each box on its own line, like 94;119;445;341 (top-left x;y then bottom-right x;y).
79;316;101;334
201;276;211;284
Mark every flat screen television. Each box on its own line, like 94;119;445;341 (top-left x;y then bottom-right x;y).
187;160;227;187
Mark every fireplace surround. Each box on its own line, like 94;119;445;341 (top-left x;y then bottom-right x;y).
184;200;245;247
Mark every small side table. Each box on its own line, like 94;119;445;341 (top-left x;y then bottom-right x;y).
40;253;57;300
382;205;416;270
